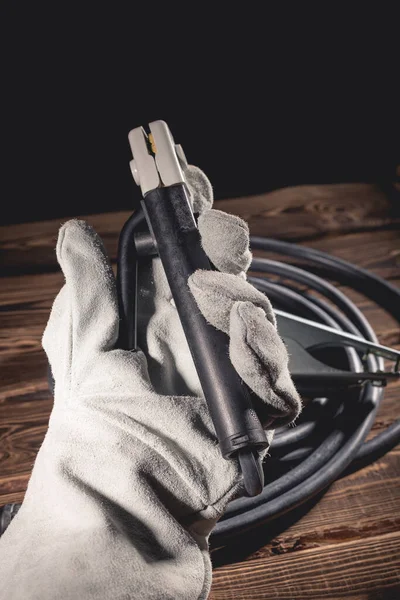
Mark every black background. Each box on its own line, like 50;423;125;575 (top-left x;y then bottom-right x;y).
1;6;398;225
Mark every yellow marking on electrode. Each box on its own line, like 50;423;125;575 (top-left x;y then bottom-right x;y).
148;133;157;154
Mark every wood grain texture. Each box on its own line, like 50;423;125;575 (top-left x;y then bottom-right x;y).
0;183;398;274
0;182;399;598
210;532;400;599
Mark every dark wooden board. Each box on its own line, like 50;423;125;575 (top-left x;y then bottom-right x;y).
0;183;398;275
1;182;399;598
210;532;400;599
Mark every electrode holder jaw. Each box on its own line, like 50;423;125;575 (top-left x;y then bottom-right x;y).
128;121;188;196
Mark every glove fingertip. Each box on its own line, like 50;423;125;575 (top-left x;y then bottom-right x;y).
185;165;214;213
53;218;119;356
56;220;97;267
197;209;252;275
230;300;302;427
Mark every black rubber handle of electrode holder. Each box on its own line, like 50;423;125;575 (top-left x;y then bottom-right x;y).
141;184;269;462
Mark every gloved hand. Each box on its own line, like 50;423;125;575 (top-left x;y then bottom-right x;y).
0;166;301;600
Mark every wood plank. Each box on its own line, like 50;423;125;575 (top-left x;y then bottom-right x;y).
0;421;48;477
0;473;31;505
210;531;400;599
217;182;397;238
0;234;398;313
1;193;399;598
0;212;126;275
0;183;397;274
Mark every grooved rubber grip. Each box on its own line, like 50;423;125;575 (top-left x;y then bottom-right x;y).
142;184;268;458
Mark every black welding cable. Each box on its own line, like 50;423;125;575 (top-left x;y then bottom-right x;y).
253;239;400;463
248;277;359;449
253;237;400;322
221;337;364;518
213;365;381;542
211;237;400;544
250;258;378;338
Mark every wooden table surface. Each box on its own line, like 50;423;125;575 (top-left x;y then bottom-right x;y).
1;183;399;599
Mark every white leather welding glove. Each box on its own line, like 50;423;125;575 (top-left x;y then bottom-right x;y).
0;166;301;600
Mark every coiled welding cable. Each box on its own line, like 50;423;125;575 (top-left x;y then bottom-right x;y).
211;237;400;545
